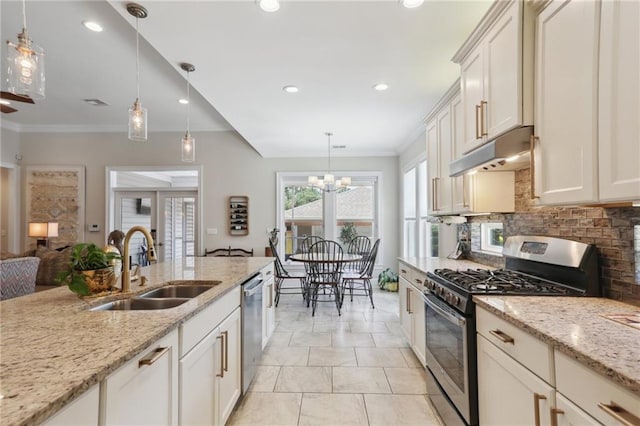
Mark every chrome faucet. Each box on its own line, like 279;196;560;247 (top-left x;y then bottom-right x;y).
121;226;157;293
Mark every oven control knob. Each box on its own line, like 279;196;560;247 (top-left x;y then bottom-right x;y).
444;293;451;303
452;295;460;306
437;287;444;296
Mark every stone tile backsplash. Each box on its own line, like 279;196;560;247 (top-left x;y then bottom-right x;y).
462;169;640;306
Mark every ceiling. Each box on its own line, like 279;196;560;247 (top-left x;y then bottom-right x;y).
1;0;491;158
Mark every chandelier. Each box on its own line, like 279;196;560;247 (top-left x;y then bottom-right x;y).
6;0;45;100
308;132;351;192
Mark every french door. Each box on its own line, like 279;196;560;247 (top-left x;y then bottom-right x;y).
114;191;197;263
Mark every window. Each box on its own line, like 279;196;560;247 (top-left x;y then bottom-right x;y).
277;172;381;259
403;168;417;257
403;159;436;257
480;222;504;255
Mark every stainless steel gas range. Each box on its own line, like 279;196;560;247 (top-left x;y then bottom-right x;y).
422;236;600;426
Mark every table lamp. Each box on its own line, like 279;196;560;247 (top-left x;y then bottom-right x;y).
28;222;59;248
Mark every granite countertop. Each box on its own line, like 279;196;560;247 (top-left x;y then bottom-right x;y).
474;296;640;397
397;256;493;275
0;257;273;426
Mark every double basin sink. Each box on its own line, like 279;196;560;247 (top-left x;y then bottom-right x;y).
91;281;221;311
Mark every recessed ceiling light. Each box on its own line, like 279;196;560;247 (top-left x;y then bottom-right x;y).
82;21;103;32
401;0;424;8
283;85;299;93
0;100;10;106
178;98;189;105
259;0;280;12
373;83;389;91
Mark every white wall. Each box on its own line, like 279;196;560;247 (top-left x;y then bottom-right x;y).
16;130;399;268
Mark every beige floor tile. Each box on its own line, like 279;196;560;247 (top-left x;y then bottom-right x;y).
268;332;293;347
274;366;332;393
355;347;409;367
308;347;357;367
349;321;390;333
372;332;411;348
333;311;367;321
289;331;331;347
363;311;401;322
384;367;428;394
276;319;315;333
299;393;368;426
332;332;375;347
260;346;309;366
364;394;439;425
332;367;391;394
249;366;280;392
227;392;302;426
400;348;424;368
313;321;350;333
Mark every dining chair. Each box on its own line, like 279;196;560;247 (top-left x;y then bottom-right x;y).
299;236;324;303
341;238;380;308
345;235;372;274
269;239;307;307
306;240;343;316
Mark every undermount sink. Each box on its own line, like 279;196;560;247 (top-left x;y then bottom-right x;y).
138;283;219;299
90;297;189;311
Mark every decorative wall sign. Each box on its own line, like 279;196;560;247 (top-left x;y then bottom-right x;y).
25;166;85;249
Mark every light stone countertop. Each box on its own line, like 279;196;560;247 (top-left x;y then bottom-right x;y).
0;257;273;426
474;296;640;397
397;256;493;275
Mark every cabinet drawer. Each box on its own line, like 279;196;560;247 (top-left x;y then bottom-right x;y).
181;286;240;357
476;307;553;384
398;263;425;290
555;350;640;426
260;262;274;280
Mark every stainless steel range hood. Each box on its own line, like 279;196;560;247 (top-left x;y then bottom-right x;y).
449;126;534;177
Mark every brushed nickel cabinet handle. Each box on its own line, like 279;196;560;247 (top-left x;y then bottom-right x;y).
138;346;169;368
550;408;564;426
530;135;540;200
431;178;437;211
489;329;515;344
401;269;407;274
480;100;488;137
406;287;412;314
414;278;423;285
435;177;440;211
475;104;481;139
216;335;224;378
222;330;229;372
533;393;547;426
598;401;640;426
462;175;469;208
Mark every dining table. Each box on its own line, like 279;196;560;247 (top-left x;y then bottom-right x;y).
288;253;362;264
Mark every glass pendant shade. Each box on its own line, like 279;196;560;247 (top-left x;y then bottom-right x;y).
6;30;45;99
182;132;195;162
128;99;147;141
324;173;335;184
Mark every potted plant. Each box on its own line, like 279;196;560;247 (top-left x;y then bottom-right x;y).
377;268;399;292
339;222;358;246
56;243;121;296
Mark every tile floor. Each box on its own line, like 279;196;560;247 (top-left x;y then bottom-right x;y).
228;286;441;426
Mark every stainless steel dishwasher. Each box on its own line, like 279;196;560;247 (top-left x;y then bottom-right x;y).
241;273;264;394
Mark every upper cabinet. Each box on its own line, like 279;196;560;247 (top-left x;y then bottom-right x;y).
533;0;640;205
454;0;534;154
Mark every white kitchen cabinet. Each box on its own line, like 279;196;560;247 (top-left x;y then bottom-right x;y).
43;385;99;426
451;93;470;213
398;262;426;365
533;0;600;205
598;0;640;202
426;106;453;215
555;350;640;426
553;393;600;426
262;263;276;350
103;329;179;426
477;335;554;426
456;0;532;154
217;307;242;425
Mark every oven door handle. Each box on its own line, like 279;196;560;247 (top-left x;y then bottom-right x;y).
422;293;466;326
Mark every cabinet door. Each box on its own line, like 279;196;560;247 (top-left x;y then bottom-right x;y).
436;106;453;214
218;307;242;425
451;94;470;213
104;330;179;426
485;0;521;138
461;47;485;153
43;385;99;426
598;0;640;202
554;393;600;426
534;0;599;205
426;119;440;215
477;335;553;426
179;327;220;426
399;277;412;342
410;287;426;366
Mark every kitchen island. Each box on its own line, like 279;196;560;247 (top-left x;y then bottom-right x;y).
0;257;273;426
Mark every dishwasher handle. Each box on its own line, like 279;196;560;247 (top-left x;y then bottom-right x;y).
243;276;264;297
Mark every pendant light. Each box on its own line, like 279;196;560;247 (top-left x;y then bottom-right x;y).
6;0;45;99
308;132;351;192
180;63;195;162
127;3;148;141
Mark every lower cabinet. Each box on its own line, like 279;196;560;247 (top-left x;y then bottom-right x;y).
217;308;242;425
553;393;599;426
43;385;99;426
398;261;426;365
262;263;276;349
103;329;179;426
477;335;553;425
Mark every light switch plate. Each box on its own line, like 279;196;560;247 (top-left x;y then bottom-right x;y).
207;228;218;235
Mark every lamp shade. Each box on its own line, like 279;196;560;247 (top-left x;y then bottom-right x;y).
28;222;58;237
6;31;45;100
